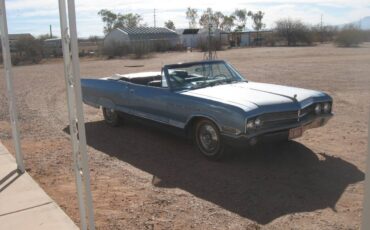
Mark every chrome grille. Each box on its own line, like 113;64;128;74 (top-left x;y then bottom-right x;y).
260;110;298;122
259;104;315;129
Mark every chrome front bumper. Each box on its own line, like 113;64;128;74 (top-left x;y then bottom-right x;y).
222;113;333;148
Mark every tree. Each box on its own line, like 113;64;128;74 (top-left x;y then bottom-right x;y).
186;7;198;28
14;37;42;64
250;11;265;32
275;18;313;46
249;11;265;45
98;9;143;34
220;15;235;32
199;8;221;29
335;24;363;47
233;9;249;31
199;8;211;28
310;24;338;43
213;11;224;29
98;9;117;34
164;20;175;30
121;13;143;28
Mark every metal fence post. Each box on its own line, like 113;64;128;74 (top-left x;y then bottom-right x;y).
0;0;25;173
362;113;370;229
58;0;95;229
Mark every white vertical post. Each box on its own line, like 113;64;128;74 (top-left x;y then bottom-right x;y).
0;0;25;173
362;114;370;229
58;0;95;229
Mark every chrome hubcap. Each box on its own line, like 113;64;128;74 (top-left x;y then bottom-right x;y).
199;124;219;153
105;109;115;121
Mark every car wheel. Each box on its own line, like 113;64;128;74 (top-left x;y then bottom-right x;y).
102;107;121;127
194;119;226;160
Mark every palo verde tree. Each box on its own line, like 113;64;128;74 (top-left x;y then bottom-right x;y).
186;7;198;28
98;9;143;34
233;8;249;31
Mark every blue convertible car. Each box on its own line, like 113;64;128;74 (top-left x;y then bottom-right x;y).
81;60;333;160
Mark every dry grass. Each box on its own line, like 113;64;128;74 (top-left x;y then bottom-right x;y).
0;43;369;229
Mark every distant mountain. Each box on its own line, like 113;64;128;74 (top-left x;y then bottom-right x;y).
341;16;370;30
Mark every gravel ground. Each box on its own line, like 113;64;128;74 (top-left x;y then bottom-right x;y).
0;44;369;229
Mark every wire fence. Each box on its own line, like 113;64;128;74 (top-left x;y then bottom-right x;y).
103;38;184;58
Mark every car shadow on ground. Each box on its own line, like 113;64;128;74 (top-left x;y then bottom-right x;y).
71;119;364;224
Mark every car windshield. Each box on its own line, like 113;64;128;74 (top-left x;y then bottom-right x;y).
166;61;246;90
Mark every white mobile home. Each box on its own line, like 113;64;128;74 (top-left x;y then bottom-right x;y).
177;28;228;48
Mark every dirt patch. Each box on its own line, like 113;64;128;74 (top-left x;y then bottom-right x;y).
0;43;369;229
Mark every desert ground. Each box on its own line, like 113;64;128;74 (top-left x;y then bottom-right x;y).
0;44;369;229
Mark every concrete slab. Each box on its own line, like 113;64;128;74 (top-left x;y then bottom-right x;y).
0;143;7;155
0;202;78;230
0;142;78;229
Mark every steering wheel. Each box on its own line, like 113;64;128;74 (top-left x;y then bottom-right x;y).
169;74;186;87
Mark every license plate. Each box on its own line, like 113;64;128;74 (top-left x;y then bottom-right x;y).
289;126;303;139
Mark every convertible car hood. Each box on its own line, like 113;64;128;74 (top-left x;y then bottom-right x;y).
181;82;325;112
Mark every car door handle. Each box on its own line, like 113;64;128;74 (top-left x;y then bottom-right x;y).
129;89;135;94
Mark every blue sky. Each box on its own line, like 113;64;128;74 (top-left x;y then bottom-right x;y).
5;0;370;37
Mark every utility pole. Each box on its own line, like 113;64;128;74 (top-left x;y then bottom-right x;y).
153;9;156;27
320;14;323;43
50;24;53;38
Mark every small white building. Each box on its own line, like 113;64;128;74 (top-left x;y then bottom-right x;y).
103;27;180;49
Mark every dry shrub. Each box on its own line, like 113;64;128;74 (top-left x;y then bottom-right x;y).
275;19;314;46
12;37;43;65
335;25;364;47
197;37;222;52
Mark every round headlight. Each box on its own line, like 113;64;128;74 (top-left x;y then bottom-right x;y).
323;103;331;113
246;120;255;129
314;104;322;114
254;118;262;127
